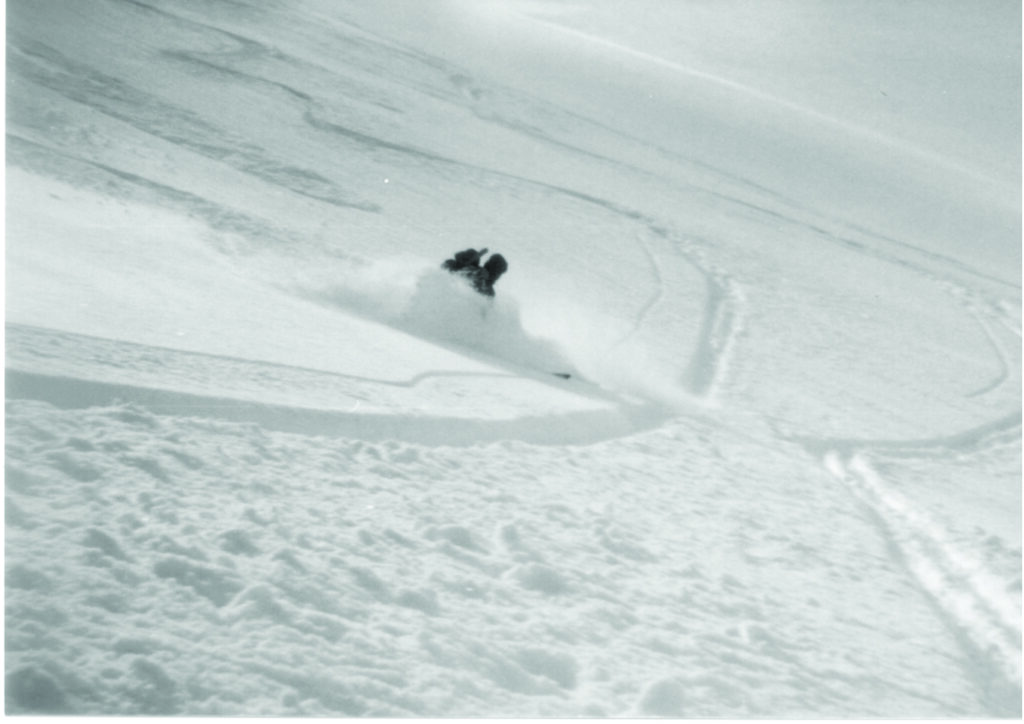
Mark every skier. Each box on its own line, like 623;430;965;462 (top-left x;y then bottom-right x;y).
441;248;508;297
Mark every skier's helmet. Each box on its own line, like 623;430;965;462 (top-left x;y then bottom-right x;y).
484;253;508;281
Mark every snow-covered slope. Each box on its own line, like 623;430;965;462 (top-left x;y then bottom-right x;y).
5;0;1021;716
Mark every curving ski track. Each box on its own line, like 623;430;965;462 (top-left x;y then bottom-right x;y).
681;268;745;402
964;311;1012;398
605;230;665;353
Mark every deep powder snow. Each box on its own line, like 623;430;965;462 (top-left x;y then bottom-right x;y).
5;0;1021;717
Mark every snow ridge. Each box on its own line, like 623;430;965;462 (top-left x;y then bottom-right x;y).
6;368;660;448
683;272;745;403
6;323;661;447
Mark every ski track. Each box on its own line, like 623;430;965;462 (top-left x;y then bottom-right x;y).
939;284;1021;400
964;310;1011;398
7;39;382;215
993;303;1022;339
7;134;313;255
824;452;1021;710
591;223;747;406
605;230;664;352
809;219;1018;294
681;267;745;402
793;410;1022;461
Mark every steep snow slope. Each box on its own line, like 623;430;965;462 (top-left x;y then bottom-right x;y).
5;0;1021;717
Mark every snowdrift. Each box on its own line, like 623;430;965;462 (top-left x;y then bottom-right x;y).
293;256;701;411
294;257;576;377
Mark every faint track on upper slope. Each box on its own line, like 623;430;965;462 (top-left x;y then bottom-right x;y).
518;13;1006;189
6;39;382;214
6;134;320;256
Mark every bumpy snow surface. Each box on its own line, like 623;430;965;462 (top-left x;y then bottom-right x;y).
5;0;1022;717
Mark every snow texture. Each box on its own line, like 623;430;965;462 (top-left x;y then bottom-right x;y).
5;0;1022;717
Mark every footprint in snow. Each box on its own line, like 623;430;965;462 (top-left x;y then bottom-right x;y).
509;563;570;595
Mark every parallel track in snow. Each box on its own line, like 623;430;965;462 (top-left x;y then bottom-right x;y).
824;453;1021;712
681;272;744;402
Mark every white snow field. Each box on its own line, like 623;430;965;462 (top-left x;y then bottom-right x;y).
5;0;1021;717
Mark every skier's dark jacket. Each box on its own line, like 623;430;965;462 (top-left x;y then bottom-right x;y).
441;248;507;297
442;248;486;273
